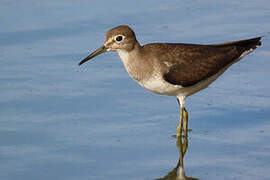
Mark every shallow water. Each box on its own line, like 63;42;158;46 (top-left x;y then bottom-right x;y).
1;0;270;180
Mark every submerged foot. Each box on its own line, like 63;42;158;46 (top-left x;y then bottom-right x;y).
172;129;192;138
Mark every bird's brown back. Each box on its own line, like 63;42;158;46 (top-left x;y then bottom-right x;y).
141;37;262;87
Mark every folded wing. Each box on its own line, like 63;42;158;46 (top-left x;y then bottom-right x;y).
163;37;262;87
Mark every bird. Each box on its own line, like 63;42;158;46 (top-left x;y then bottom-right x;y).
78;25;262;137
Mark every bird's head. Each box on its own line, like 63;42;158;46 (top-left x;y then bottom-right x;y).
78;25;138;66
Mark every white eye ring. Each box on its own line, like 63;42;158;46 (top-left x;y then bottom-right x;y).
114;35;125;43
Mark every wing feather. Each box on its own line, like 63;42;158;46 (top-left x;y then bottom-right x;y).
162;37;261;87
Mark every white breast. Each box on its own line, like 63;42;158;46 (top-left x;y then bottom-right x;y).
139;72;184;96
117;49;183;95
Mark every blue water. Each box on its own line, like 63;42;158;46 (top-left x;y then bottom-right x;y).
1;1;270;179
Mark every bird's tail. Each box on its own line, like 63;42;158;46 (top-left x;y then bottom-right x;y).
233;37;262;54
216;36;262;58
222;37;262;53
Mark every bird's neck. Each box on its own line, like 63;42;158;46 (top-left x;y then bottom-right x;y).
117;43;152;82
117;42;141;62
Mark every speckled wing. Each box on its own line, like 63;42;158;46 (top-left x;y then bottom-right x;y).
163;37;262;87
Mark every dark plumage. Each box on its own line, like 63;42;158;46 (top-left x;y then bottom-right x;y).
163;37;261;87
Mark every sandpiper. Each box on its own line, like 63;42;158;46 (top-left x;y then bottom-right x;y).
79;25;262;137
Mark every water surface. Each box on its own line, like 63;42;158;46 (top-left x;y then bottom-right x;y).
1;0;270;179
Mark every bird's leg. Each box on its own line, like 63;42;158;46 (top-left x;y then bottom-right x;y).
176;98;184;137
177;107;184;137
183;107;188;132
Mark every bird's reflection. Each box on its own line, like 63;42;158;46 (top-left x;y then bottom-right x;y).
155;133;198;180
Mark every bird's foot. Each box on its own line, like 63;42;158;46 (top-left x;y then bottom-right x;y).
172;129;192;138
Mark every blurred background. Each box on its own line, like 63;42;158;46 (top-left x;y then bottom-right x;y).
0;0;270;179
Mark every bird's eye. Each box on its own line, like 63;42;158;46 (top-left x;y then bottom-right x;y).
115;35;123;42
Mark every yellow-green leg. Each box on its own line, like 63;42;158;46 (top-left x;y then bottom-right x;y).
183;107;188;132
176;97;188;137
177;107;184;137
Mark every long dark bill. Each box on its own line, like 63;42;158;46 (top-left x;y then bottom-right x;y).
78;45;107;66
